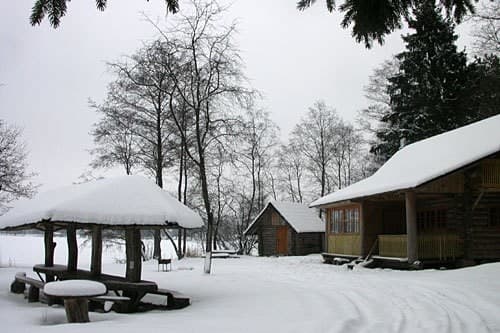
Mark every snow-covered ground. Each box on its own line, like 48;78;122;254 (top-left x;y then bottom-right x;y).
1;234;499;333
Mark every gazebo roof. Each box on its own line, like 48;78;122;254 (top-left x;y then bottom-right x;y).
0;175;203;230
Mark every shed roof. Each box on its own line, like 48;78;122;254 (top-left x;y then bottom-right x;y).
244;201;325;235
0;175;203;230
310;114;500;207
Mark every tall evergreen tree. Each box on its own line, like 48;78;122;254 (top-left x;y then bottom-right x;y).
372;2;469;160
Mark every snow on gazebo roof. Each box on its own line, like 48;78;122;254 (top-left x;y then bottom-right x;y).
245;201;324;235
310;114;500;208
0;175;203;230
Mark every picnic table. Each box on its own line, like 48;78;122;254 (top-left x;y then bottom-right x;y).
44;280;106;323
31;264;189;312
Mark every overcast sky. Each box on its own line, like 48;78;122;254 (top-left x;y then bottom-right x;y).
0;0;474;192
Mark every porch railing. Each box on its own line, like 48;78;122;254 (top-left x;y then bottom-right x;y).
327;234;361;256
378;233;463;260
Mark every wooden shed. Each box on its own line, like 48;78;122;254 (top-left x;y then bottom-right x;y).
310;115;500;268
244;201;325;256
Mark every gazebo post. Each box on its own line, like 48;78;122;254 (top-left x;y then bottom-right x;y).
125;227;142;282
91;225;102;276
178;228;183;258
66;224;78;272
44;223;55;282
183;228;187;256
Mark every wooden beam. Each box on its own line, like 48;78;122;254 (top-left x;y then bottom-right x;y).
67;224;78;272
125;228;142;282
405;191;418;264
91;225;102;276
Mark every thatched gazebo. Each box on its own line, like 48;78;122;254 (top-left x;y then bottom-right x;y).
0;175;203;310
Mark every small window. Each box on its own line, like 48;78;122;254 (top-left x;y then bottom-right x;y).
417;208;447;232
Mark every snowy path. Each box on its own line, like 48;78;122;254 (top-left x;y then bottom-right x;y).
1;235;499;332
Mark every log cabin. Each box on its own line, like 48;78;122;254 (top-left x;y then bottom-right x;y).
244;201;325;256
310;115;500;268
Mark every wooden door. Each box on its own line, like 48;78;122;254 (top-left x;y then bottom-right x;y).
276;226;288;255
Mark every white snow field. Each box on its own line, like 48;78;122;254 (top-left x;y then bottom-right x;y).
1;235;499;333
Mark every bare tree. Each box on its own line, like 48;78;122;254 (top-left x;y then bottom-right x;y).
89;100;139;175
0;120;37;213
291;101;342;198
469;2;500;56
91;40;178;259
153;0;252;273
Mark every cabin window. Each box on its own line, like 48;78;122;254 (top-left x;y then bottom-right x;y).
417;208;447;232
489;207;500;226
329;206;360;234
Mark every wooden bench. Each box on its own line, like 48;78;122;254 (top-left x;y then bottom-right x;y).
147;288;190;309
10;272;45;302
157;258;172;272
89;295;131;313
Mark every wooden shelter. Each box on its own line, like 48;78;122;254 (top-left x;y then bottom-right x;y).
244;201;324;256
0;176;203;311
311;115;500;268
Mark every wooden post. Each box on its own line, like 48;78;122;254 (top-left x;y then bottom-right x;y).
44;224;55;267
125;228;142;282
405;191;418;264
67;224;78;272
177;228;183;258
44;223;55;282
91;225;102;276
463;170;473;261
183;228;187;256
64;298;90;323
359;202;366;257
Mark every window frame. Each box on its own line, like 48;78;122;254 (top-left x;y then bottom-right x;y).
328;205;361;235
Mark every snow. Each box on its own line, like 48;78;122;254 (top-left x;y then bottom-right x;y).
44;280;106;297
0;176;203;229
311;114;500;207
1;234;500;332
245;201;325;234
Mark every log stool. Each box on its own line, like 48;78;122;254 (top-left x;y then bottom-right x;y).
44;280;107;323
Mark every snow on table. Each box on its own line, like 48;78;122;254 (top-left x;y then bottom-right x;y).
44;280;106;297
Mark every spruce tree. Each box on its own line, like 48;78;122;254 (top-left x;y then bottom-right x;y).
372;2;469;160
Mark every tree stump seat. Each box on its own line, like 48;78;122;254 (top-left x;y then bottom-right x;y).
44;280;107;323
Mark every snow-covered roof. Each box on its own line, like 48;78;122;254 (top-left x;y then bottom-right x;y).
311;114;500;207
0;175;203;230
245;201;325;234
